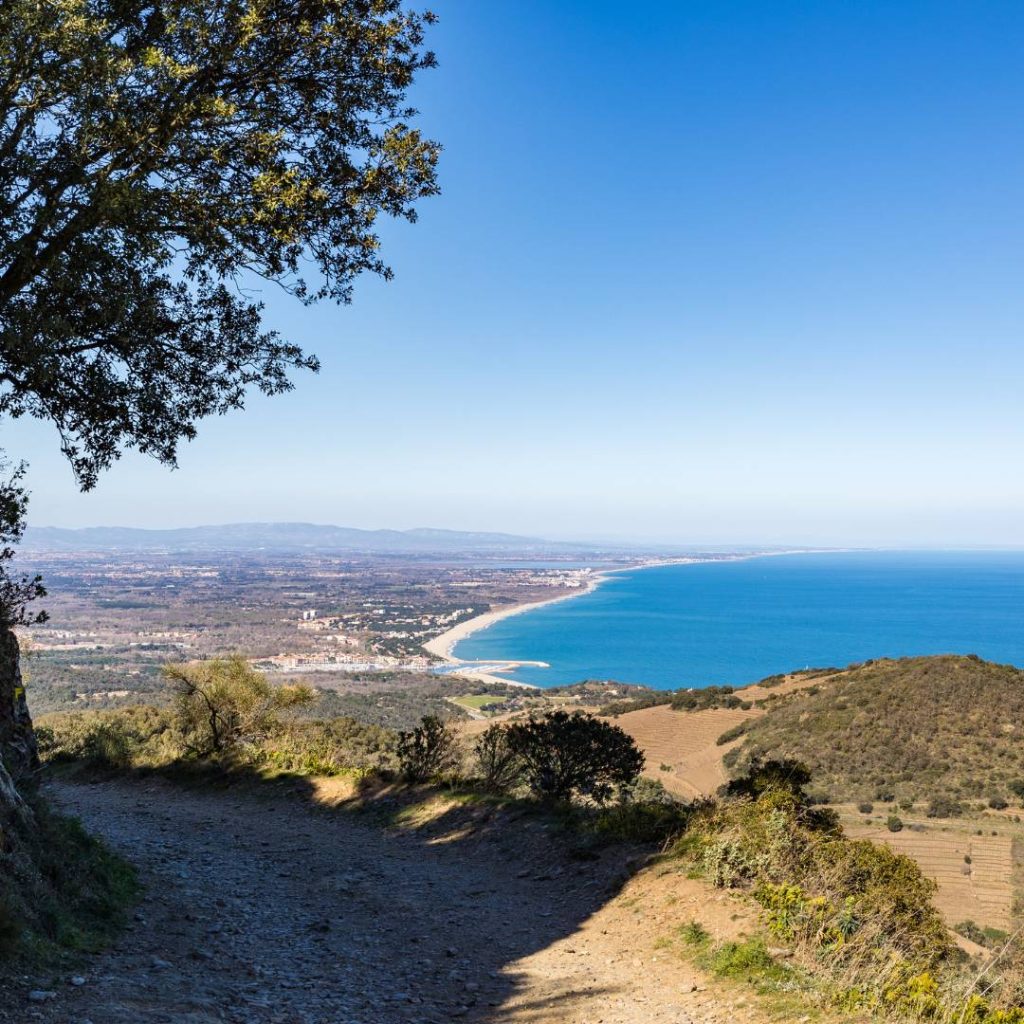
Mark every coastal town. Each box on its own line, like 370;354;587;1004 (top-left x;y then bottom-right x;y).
15;548;619;713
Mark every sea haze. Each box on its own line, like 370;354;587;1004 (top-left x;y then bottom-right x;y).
454;551;1024;689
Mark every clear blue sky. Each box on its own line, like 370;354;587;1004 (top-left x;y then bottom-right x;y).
10;1;1024;545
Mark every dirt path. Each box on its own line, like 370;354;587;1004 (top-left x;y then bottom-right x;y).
4;779;775;1024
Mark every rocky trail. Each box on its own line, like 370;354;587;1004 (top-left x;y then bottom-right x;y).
2;778;781;1024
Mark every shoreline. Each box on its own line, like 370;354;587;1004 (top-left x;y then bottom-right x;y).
422;556;724;683
423;549;835;685
422;572;609;663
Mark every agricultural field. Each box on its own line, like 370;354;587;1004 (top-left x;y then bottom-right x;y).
841;807;1019;934
613;671;832;798
613;704;760;798
448;693;507;717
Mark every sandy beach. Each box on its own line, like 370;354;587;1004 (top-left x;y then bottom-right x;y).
422;558;712;684
422;573;608;664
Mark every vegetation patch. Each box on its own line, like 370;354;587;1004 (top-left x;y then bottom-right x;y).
732;656;1024;808
0;795;138;970
670;758;1024;1021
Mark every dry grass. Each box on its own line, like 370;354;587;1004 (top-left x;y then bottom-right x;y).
610;672;834;799
610;704;759;797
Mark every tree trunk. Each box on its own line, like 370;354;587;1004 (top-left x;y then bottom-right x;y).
0;626;37;816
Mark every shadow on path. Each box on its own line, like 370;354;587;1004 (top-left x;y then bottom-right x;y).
3;773;652;1024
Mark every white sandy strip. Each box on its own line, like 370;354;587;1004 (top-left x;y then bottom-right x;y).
422;558;708;668
422;575;608;664
422;550;841;685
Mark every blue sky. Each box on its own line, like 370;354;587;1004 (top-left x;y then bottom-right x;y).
10;1;1024;545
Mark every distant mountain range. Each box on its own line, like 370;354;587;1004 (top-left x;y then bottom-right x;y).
22;522;595;555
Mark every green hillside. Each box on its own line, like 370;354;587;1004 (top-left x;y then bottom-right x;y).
730;655;1024;808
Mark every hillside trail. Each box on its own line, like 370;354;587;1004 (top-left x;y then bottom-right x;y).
4;778;784;1024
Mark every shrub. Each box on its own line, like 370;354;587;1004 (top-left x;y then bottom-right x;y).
887;815;904;832
989;796;1009;810
627;775;676;805
679;920;710;946
256;717;397;776
716;721;750;746
37;706;181;771
165;657;314;757
505;711;644;804
857;801;874;815
956;919;988;946
396;715;462;783
593;799;688;843
927;795;965;818
472;724;523;793
672;762;953;1008
724;757;812;802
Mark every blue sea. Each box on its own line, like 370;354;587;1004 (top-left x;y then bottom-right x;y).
454;551;1024;689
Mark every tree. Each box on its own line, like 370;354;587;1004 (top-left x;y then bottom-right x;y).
166;656;314;757
396;715;461;783
473;723;524;794
724;757;813;802
505;711;645;804
0;0;439;798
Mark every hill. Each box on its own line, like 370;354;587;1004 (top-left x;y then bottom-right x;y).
731;655;1024;807
22;522;590;555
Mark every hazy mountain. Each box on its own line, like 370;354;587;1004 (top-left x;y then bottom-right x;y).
22;522;591;555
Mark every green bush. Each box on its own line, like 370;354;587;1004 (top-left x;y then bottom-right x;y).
678;920;710;946
887;815;904;832
857;801;874;815
396;715;462;783
255;717;396;776
703;936;794;989
505;711;645;804
927;795;965;818
671;761;953;1009
716;721;750;746
37;705;181;770
472;724;524;794
166;657;314;757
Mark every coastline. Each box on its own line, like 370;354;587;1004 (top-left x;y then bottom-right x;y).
422;572;608;662
422;549;832;685
422;556;719;683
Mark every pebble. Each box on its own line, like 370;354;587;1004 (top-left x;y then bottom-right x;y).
27;991;56;1003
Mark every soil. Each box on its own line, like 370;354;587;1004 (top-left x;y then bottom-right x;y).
2;777;790;1024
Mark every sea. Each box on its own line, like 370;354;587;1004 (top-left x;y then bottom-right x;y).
453;550;1024;689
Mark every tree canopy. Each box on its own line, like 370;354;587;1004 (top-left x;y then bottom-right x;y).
0;0;439;622
506;711;646;804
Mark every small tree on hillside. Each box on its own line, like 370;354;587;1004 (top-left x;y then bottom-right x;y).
165;657;314;757
473;724;524;794
724;758;813;802
505;711;645;804
397;716;462;783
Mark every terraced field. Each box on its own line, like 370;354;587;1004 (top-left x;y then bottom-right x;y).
613;704;759;797
845;816;1015;931
614;673;833;797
